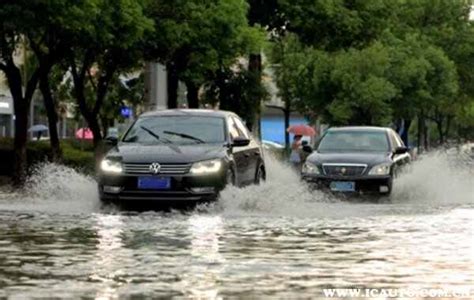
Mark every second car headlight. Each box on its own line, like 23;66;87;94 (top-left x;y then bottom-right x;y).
100;159;123;174
368;163;391;175
190;159;223;174
302;161;320;175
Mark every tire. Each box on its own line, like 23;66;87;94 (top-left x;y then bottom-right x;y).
254;165;266;185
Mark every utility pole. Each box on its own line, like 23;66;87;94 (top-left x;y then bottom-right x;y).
144;62;168;111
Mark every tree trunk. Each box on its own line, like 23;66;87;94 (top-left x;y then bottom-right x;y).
13;100;29;186
186;81;199;108
284;107;290;150
444;117;452;143
2;61;39;186
436;119;444;145
39;70;62;162
401;119;411;146
249;53;263;139
167;64;178;108
101;117;109;138
417;114;424;154
423;119;429;151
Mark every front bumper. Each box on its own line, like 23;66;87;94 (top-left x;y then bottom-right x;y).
98;172;226;202
302;174;392;194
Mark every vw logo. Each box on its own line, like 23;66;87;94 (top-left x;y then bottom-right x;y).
341;167;347;174
149;163;161;174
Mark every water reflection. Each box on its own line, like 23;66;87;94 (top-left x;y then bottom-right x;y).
181;215;224;298
92;214;125;299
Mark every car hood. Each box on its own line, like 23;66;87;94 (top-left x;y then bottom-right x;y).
107;143;227;163
307;151;391;166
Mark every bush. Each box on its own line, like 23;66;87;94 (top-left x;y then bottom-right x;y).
62;145;95;175
0;138;95;176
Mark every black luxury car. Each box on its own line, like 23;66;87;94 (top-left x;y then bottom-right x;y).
98;109;265;203
301;127;411;195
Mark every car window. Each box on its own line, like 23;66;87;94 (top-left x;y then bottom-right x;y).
228;117;242;141
318;130;390;152
232;116;250;139
389;131;403;148
122;116;226;145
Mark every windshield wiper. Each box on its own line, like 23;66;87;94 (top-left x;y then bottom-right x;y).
139;126;172;144
163;130;205;144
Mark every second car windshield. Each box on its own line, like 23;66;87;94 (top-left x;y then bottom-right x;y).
122;116;226;145
318;131;389;153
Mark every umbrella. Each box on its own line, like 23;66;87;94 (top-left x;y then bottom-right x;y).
75;128;94;140
287;124;316;136
28;124;49;132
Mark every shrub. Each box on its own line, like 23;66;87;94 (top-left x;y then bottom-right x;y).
0;138;95;176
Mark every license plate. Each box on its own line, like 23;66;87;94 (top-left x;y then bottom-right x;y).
330;181;355;192
138;177;171;190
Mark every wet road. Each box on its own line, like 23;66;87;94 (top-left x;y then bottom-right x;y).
0;154;472;298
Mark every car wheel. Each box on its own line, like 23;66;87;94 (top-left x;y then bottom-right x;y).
226;169;235;186
255;165;266;185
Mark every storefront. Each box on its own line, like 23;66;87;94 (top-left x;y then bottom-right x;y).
0;96;14;138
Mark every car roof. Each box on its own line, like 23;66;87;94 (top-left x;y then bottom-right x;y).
140;109;237;118
328;126;391;133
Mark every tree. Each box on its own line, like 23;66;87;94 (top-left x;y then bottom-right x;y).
271;0;471;147
0;1;46;184
203;62;269;125
279;0;397;51
146;0;264;111
65;0;153;161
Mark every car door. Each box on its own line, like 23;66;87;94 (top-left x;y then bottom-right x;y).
227;117;249;186
232;116;260;182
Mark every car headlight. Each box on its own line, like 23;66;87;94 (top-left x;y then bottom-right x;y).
368;163;391;175
100;159;123;174
190;159;223;174
302;161;320;175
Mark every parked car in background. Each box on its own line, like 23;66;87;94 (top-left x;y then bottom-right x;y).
98;109;265;204
301;126;411;195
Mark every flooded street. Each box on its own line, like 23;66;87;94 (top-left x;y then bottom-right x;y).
0;154;473;298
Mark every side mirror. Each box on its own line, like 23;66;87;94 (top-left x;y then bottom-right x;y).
105;136;118;146
232;137;250;147
394;146;408;155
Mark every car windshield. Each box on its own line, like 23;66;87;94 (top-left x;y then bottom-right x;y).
122;116;226;145
318;130;389;153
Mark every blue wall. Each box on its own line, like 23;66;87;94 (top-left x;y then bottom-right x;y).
261;116;309;144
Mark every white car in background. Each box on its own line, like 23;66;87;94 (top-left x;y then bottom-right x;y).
262;140;285;151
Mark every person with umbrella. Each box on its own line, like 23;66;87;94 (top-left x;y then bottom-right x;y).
28;124;49;141
287;124;316;171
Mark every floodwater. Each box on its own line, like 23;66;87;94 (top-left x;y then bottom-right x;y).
0;153;473;298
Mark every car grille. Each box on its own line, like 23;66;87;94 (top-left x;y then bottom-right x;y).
322;164;367;176
123;163;192;175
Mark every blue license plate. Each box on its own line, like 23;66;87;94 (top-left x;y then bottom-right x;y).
330;181;355;192
138;177;171;190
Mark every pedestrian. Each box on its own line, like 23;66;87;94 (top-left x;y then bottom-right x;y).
289;135;303;171
301;140;313;162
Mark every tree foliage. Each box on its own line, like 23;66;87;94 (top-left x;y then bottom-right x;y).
272;0;473;144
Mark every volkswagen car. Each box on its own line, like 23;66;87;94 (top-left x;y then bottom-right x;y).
301;126;411;195
98;109;265;204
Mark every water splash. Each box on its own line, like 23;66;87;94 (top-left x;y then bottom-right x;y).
0;150;472;216
391;151;474;205
209;150;474;218
0;163;100;213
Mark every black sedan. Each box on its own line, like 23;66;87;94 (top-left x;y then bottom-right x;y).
98;109;265;203
301;126;411;195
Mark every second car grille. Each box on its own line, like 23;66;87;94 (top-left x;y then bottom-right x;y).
123;163;192;175
322;164;367;176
